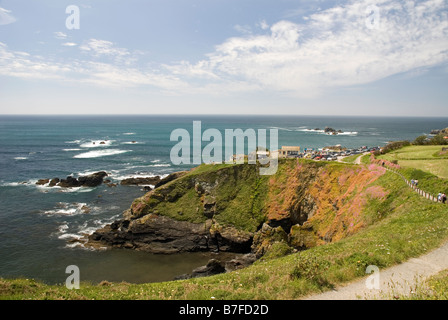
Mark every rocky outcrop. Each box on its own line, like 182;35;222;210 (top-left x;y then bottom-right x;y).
174;259;226;280
88;215;253;254
36;171;108;188
174;253;257;280
88;165;263;255
120;176;161;186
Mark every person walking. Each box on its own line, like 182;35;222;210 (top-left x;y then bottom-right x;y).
438;192;443;202
443;193;447;204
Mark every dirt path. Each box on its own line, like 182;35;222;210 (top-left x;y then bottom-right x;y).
304;240;448;300
354;153;367;165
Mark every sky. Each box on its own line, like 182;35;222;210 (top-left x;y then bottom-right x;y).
0;0;447;116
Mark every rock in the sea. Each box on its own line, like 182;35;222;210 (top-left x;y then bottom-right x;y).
36;171;108;188
36;179;50;185
174;259;226;280
77;171;108;187
225;253;257;272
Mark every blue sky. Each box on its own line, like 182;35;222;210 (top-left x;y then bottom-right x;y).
0;0;447;116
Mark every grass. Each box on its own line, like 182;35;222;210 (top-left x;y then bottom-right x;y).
341;153;362;163
378;269;448;300
377;145;448;194
3;163;448;300
378;145;448;179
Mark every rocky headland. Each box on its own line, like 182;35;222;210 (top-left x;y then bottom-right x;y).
86;159;389;278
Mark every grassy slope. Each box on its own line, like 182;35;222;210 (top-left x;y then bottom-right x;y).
378;145;448;179
377;145;448;195
2;156;448;300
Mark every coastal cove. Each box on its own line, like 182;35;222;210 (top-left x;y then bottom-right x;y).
1;115;448;285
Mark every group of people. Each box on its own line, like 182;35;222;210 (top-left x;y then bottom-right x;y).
410;178;446;204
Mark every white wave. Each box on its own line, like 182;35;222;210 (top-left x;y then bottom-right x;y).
74;149;130;159
58;224;69;233
269;126;293;131
79;140;114;148
1;179;37;187
336;131;358;136
123;132;136;135
34;183;95;193
41;202;89;216
65;139;82;144
14;157;27;160
122;141;144;145
63;148;82;151
298;129;358;135
151;159;161;163
58;233;83;240
111;172;168;181
151;163;171;167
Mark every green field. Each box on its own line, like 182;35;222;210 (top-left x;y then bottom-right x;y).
378;145;448;179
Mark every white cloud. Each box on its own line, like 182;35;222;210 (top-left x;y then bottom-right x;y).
0;0;447;99
79;39;135;65
176;0;448;97
0;7;16;26
54;32;68;39
62;42;77;47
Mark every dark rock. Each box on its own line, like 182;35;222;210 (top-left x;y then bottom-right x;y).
49;178;60;187
77;171;108;187
175;259;226;280
120;176;161;186
36;179;50;185
225;253;257;272
37;171;108;188
58;176;81;188
89;215;216;254
191;259;226;278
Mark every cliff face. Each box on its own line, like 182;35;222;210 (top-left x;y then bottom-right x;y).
88;160;388;256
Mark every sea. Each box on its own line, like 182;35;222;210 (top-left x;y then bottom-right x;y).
1;114;447;285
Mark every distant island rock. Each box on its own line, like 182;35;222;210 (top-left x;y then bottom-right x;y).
324;127;344;135
311;127;344;135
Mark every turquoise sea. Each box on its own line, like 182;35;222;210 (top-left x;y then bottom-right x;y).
1;115;447;284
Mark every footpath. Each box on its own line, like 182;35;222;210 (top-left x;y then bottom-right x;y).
305;153;448;300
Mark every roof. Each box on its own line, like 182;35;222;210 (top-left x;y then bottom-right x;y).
281;146;301;151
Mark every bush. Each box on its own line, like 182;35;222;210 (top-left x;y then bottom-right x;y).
380;141;411;154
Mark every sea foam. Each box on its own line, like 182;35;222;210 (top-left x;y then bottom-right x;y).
74;149;130;159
